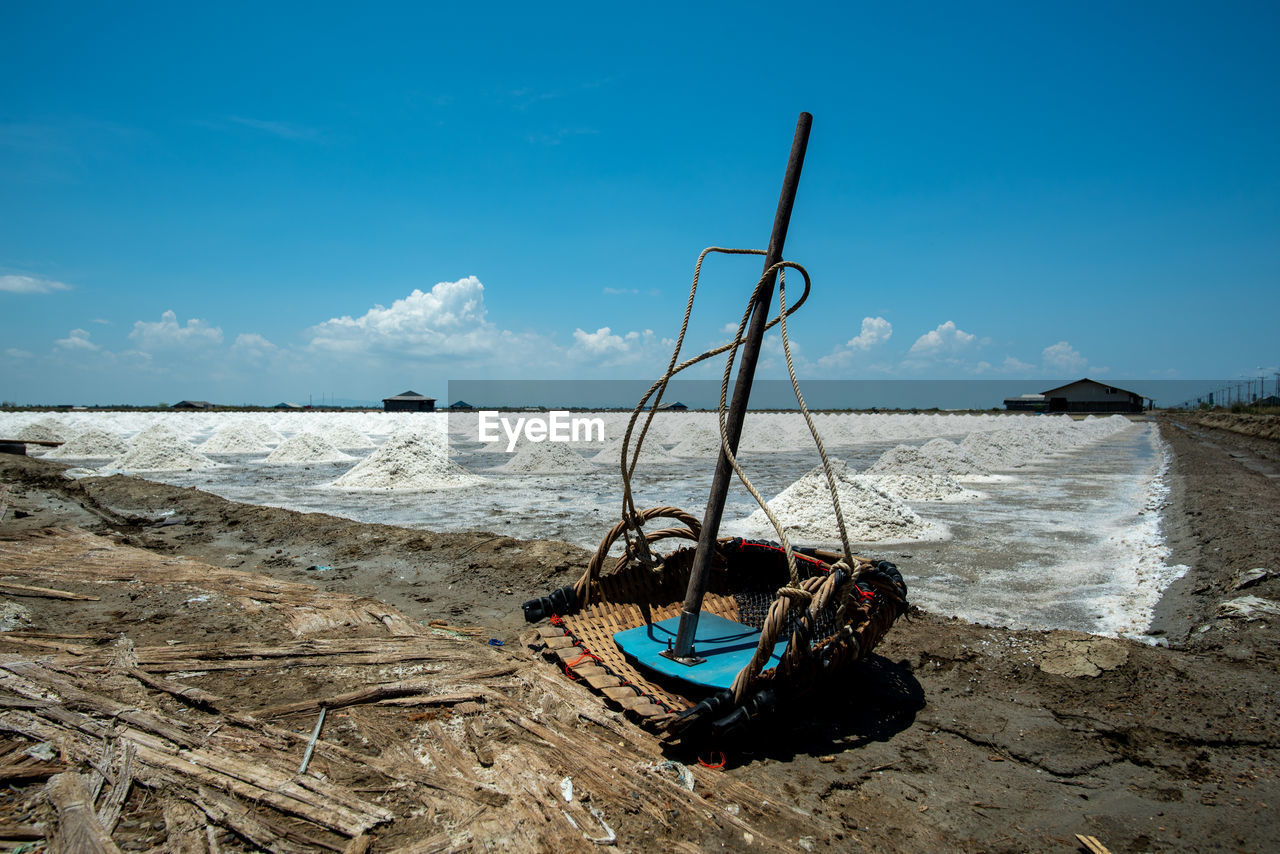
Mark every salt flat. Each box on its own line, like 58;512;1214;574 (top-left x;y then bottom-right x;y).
2;409;1178;639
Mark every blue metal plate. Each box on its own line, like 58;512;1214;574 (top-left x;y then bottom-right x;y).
613;613;789;692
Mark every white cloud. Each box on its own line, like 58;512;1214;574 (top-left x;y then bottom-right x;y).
231;333;278;357
813;316;892;372
568;327;668;367
5;347;33;359
54;328;98;351
0;274;71;294
1002;356;1036;373
1042;341;1088;374
572;326;628;355
847;316;892;351
129;310;223;350
908;321;978;356
306;276;538;364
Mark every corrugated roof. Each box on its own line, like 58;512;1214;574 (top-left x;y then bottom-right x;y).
382;390;435;401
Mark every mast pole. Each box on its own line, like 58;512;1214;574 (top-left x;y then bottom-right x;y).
670;112;812;662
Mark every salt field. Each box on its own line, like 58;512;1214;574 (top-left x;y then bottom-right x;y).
1;409;1184;641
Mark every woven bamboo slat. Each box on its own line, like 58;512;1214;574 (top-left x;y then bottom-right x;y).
528;531;908;739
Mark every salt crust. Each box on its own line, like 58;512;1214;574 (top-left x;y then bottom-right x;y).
737;461;937;544
265;432;353;464
45;428;129;460
493;440;596;474
330;430;483;490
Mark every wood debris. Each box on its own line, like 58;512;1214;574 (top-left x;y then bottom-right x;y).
0;527;819;851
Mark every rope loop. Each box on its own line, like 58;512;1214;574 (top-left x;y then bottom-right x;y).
775;586;813;603
593;246;862;703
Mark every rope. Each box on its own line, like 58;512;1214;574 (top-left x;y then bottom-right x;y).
591;246;864;704
613;249;810;559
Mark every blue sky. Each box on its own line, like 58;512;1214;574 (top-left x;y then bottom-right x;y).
2;1;1277;406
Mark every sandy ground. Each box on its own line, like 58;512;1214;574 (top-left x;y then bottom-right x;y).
0;412;1277;852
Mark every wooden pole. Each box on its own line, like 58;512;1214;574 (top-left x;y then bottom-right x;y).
670;112;812;662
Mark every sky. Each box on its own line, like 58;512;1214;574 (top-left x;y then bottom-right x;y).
2;1;1278;407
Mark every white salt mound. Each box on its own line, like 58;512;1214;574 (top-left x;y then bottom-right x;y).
200;426;272;454
494;440;596;474
131;424;180;445
109;438;216;472
591;435;670;465
324;425;374;450
863;444;974;500
266;433;353;464
668;428;727;459
45;429;129;460
331;431;483;490
866;445;952;478
866;472;973;502
919;439;990;477
15;421;66;442
738;461;935;544
959;429;1040;470
245;422;284;446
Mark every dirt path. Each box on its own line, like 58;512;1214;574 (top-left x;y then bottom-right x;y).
1;414;1278;852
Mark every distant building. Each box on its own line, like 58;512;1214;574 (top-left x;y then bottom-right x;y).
449;400;475;410
172;400;215;410
382;390;436;412
658;401;689;411
1035;379;1145;413
273;402;305;410
1256;395;1280;407
1002;394;1047;412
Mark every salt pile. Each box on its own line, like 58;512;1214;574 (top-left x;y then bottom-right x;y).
245;422;284;446
735;461;938;544
493;440;595;474
591;435;670;465
739;416;812;454
960;429;1041;470
108;437;216;472
200;425;272;454
331;430;483;490
45;428;129;460
919;439;990;478
130;423;180;445
866;445;952;478
15;420;67;442
863;445;973;501
867;472;976;502
266;433;353;464
668;427;727;459
324;425;374;450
